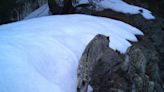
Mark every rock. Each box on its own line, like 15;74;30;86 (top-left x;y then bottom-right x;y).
0;0;16;24
48;0;63;14
0;0;47;24
124;0;164;18
48;0;75;14
77;34;163;92
0;0;163;91
126;45;153;92
124;35;164;92
75;4;93;14
77;34;110;92
88;0;164;87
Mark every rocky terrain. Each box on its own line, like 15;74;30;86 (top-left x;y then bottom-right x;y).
0;0;47;24
68;0;164;92
78;34;161;92
0;0;163;92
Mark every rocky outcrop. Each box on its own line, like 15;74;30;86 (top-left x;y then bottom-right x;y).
0;0;47;24
124;0;164;18
74;0;164;90
78;34;163;92
77;34;110;92
77;34;124;92
125;43;163;92
48;0;100;15
93;11;164;85
89;0;164;89
48;0;75;14
0;0;163;91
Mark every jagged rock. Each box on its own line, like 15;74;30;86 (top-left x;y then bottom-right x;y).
75;4;93;14
48;0;75;14
48;0;100;15
125;45;155;92
87;0;164;88
0;0;163;91
77;34;129;92
124;0;164;18
77;34;163;92
77;34;127;92
124;36;163;92
48;0;63;14
77;34;110;92
0;0;47;24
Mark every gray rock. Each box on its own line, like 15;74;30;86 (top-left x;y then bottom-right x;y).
77;34;163;92
48;0;75;14
77;34;110;92
0;0;47;24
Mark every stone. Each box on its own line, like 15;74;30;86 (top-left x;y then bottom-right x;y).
77;34;110;92
48;0;75;14
77;34;163;92
0;0;47;24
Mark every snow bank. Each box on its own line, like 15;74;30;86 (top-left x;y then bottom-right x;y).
24;3;49;20
0;14;143;92
79;0;155;19
25;0;155;20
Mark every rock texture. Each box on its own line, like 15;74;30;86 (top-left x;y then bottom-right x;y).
0;0;163;91
47;0;164;92
0;0;47;24
78;34;163;92
74;0;164;92
48;0;75;14
124;0;164;18
77;34;110;92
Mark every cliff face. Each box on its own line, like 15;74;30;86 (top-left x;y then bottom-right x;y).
0;0;47;24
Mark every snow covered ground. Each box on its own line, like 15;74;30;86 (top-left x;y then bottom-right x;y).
0;14;143;92
24;0;155;20
78;0;155;19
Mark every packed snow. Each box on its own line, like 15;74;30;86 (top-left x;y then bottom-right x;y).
78;0;155;19
0;14;143;92
24;3;49;20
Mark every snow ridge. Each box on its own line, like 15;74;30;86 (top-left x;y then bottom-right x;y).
79;0;155;19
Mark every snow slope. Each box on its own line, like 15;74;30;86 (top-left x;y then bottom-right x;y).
79;0;155;19
0;14;143;92
24;3;49;20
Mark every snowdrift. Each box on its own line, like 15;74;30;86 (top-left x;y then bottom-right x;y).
0;14;143;92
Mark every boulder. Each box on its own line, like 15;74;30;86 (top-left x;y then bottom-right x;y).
77;34;163;92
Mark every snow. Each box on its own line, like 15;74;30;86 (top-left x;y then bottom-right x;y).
0;14;143;92
78;0;155;19
24;3;49;20
24;0;155;20
87;85;93;92
78;0;89;4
